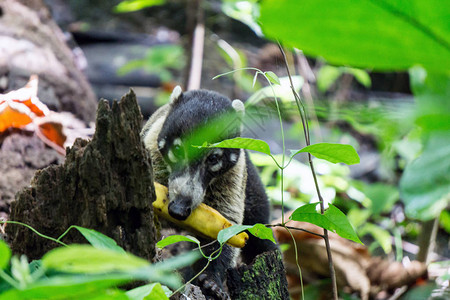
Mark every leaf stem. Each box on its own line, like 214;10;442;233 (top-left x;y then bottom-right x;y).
1;221;67;247
278;43;338;300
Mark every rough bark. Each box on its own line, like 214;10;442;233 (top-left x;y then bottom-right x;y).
227;250;290;300
6;90;156;261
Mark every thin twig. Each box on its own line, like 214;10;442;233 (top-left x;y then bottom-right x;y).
267;224;324;239
277;43;339;300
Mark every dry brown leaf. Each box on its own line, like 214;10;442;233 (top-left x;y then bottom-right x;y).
272;211;427;300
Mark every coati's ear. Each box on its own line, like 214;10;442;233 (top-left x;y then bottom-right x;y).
232;99;245;116
169;85;183;106
232;99;245;133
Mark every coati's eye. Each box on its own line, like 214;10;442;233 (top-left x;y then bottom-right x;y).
168;144;184;163
207;153;220;165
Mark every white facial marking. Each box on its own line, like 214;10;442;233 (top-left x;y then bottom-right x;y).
168;150;177;163
210;161;223;172
158;139;166;149
173;138;182;146
229;153;238;163
170;85;182;104
212;148;223;156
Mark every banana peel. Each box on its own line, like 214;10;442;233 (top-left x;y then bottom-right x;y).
153;182;249;248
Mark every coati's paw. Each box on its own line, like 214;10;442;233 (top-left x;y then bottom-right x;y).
198;274;230;300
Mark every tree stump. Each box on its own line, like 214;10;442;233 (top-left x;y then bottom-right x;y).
227;249;290;300
6;90;157;261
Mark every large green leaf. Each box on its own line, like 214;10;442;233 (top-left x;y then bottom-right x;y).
42;245;149;274
399;69;450;220
291;143;360;165
290;203;362;244
260;0;450;73
0;275;130;300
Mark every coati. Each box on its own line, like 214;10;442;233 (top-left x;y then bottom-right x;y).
141;86;277;299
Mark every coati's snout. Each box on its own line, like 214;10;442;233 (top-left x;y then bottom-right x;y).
168;197;192;220
167;166;208;220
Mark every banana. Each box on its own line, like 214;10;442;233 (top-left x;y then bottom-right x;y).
153;182;249;248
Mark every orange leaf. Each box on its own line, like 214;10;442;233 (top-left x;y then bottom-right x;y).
0;101;33;132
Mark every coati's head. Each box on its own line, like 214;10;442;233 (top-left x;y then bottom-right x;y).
157;86;245;220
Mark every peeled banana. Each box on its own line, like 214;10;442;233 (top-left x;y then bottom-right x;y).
153;182;249;248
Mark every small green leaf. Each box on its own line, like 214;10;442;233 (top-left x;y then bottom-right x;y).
217;225;252;245
345;67;371;88
247;224;276;244
359;223;392;254
73;226;125;253
114;0;166;13
324;205;362;244
292;143;360;165
0;240;11;270
264;71;280;85
42;245;149;273
290;203;362;244
317;65;342;92
126;283;169;300
209;137;271;155
252;72;259;87
11;255;32;286
156;235;200;249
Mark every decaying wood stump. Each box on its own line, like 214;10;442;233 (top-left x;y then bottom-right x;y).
6;90;156;261
227;249;290;300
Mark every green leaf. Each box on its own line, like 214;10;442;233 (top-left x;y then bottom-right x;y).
345;67;371;88
156;235;200;249
0;240;11;270
399;69;450;220
114;0;166;13
247;224;276;244
400;131;450;220
73;226;125;253
11;256;32;286
290;203;362;244
217;225;252;245
264;71;280;85
362;183;399;215
291;143;360;165
209;137;271;156
42;245;149;274
0;275;130;300
359;223;392;254
260;0;450;73
317;65;342;92
126;283;169;300
252;72;258;87
324;205;362;244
